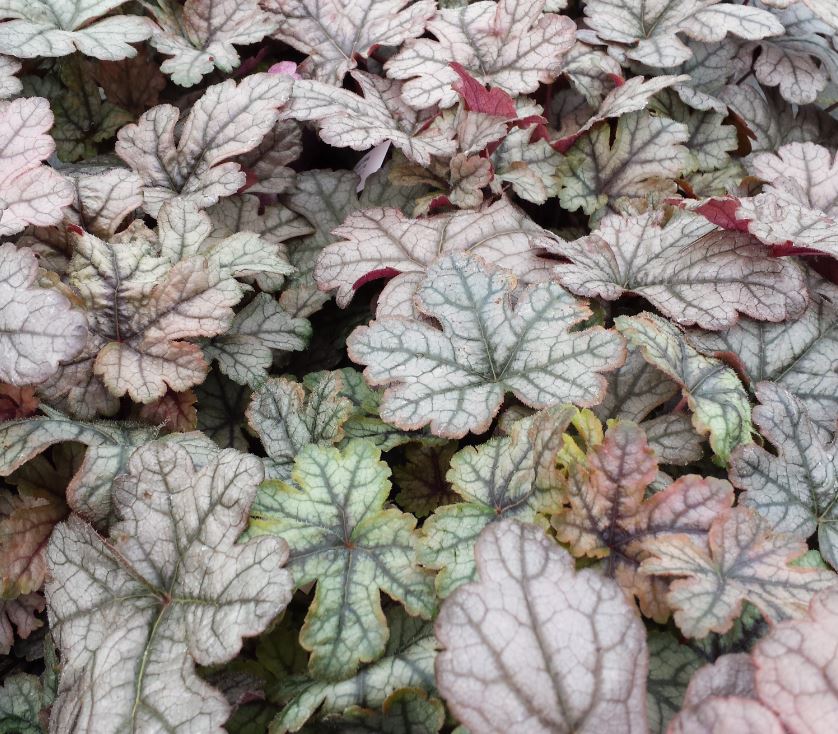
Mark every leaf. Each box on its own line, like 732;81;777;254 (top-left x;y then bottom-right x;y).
27;60;132;162
264;0;435;85
548;209;806;329
0;0;154;60
0;384;38;421
0;673;45;734
554;421;733;621
640;506;837;638
0;243;88;386
615;313;752;463
248;440;434;680
0;54;20;99
316;197;555;317
0;97;74;236
689;278;838;430
420;405;573;597
489;126;563;204
386;0;576;109
435;520;649;734
729;382;838;570
272;608;436;733
90;45;166;115
646;631;703;734
557;112;690;217
0;410;217;526
392;443;459;518
0;476;68;597
233;120;301;196
285;72;455;166
46;441;293;733
744;2;838;105
115;73;292;215
348;253;625;438
246;373;352;480
670;587;838;733
582;0;783;67
752;586;838;733
64;225;244;404
0;594;44;655
136;388;198;432
147;0;279;86
333;688;444;734
205;293;311;389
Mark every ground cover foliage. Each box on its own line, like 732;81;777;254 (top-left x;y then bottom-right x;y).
1;0;838;732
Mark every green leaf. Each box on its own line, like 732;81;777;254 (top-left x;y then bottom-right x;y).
248;440;435;680
0;674;45;734
420;405;575;596
270;608;436;734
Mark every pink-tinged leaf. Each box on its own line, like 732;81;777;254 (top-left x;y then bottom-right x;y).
751;142;838;216
436;520;649;734
0;243;88;386
115;73;292;215
147;0;279;87
753;587;838;733
137;389;198;432
0;481;68;597
264;0;434;85
284;72;455;167
548;209;807;330
641;506;837;639
268;60;301;78
583;0;783;68
554;421;733;621
0;593;44;655
316;197;556;317
386;0;576;109
0;0;155;61
0;97;73;236
670;587;838;734
0;384;38;421
450;63;517;117
682;196;752;233
46;442;293;732
347;254;626;438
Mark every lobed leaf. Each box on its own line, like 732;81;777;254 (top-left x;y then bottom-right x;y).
348;253;625;438
46;441;293;733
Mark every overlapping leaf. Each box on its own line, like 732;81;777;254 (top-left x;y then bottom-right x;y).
436;520;649;734
348;253;625;438
557;112;690;217
264;0;434;85
316;198;555;317
115;73;292;215
583;0;783;67
421;405;574;597
689;277;838;430
46;441;293;733
548;209;806;329
147;0;279;86
0;409;216;525
554;421;733;621
247;439;435;680
273;608;436;733
729;382;838;569
0;0;154;60
641;506;837;638
285;72;455;166
0;244;87;386
0;97;73;236
386;0;576;109
669;587;838;733
616;313;752;463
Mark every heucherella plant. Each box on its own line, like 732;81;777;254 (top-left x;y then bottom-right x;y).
2;1;838;732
